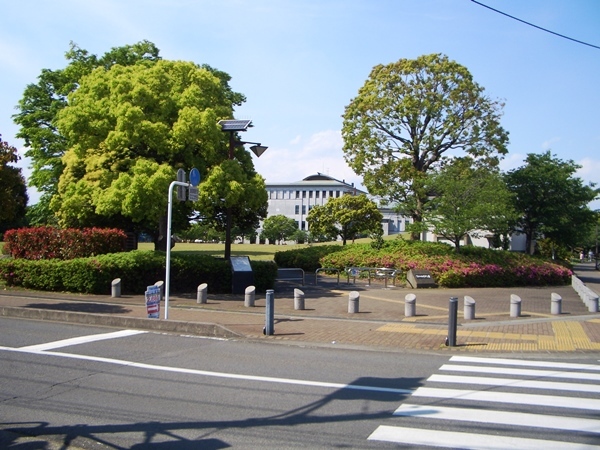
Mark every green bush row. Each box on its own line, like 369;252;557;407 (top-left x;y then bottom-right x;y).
275;239;572;288
0;250;277;295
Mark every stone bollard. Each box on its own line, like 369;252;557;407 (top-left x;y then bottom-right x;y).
510;294;522;318
588;294;599;313
197;283;208;304
294;288;305;310
464;296;476;320
405;293;416;317
154;281;164;300
244;285;255;307
111;278;121;298
551;292;562;315
348;291;360;313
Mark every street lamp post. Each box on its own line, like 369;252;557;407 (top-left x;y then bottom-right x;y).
219;119;267;260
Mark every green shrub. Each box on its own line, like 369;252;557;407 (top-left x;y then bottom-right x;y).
274;245;343;272
0;250;276;294
319;239;572;288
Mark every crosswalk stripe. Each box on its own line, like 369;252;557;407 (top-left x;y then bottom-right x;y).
18;329;147;351
451;355;600;372
368;425;600;449
394;403;600;434
440;363;600;381
412;387;600;410
429;373;600;393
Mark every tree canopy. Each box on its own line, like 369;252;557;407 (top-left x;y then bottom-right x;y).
307;194;383;245
504;151;598;254
423;157;515;252
21;42;266;250
260;214;298;244
342;53;509;239
0;134;28;235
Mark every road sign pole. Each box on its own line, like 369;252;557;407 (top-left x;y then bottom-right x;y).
165;180;189;320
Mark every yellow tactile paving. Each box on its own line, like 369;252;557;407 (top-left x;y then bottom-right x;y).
377;320;600;351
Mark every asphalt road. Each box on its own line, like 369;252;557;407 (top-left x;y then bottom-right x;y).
1;317;599;449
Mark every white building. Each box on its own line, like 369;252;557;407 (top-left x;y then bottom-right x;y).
261;173;412;242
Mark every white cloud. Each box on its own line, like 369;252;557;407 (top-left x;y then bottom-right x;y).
541;137;560;150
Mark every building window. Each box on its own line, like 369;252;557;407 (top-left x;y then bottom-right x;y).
295;220;300;229
309;190;313;198
302;205;306;215
329;190;334;198
336;191;340;197
315;191;320;199
296;190;300;199
302;191;306;198
295;205;300;215
301;221;306;230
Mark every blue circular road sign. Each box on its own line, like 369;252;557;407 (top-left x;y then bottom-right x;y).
189;168;201;187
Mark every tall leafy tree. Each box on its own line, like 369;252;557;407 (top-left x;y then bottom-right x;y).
423;157;515;252
0;135;28;235
52;58;265;250
342;53;509;239
12;41;161;223
260;214;298;244
504;151;598;254
307;194;383;245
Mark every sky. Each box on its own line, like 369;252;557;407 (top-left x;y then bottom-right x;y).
1;0;599;210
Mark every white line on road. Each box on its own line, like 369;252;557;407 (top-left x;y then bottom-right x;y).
0;344;413;395
440;364;600;381
368;425;600;449
412;387;600;411
451;355;600;372
428;373;600;393
18;329;147;351
393;403;600;434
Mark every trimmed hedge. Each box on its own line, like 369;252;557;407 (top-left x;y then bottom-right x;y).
3;226;127;260
274;245;343;272
0;250;277;295
276;239;572;288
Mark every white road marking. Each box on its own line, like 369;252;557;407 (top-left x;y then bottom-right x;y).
440;363;600;381
412;387;600;410
18;329;147;351
0;343;413;395
394;403;600;434
368;425;600;449
428;373;600;393
451;355;600;372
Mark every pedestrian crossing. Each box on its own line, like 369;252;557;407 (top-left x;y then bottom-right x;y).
368;355;600;449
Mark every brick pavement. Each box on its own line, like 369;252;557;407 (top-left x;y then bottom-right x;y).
0;262;599;354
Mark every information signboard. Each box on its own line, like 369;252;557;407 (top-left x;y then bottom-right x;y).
145;285;161;318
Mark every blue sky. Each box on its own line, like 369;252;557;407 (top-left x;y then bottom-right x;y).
2;0;599;209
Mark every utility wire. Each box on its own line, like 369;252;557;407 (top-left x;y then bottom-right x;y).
471;0;600;50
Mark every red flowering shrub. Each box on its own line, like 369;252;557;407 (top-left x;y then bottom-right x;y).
3;227;126;260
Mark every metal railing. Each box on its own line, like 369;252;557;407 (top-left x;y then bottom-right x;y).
315;268;340;286
345;267;398;287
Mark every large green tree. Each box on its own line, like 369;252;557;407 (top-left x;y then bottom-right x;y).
342;53;509;239
423;157;515;252
13;41;161;224
0;135;29;235
51;56;265;250
260;214;299;244
307;194;383;245
504;151;598;255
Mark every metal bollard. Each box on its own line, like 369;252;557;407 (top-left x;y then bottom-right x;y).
111;278;121;298
197;283;208;304
551;292;562;315
510;294;522;318
348;291;360;313
447;297;458;347
464;296;476;320
405;293;416;317
244;285;255;307
294;288;305;310
264;289;275;335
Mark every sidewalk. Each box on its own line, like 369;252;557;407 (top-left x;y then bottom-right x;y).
1;263;599;354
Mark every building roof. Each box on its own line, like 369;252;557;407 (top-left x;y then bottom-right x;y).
266;173;367;194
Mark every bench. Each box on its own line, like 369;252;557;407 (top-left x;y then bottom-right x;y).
276;268;305;286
